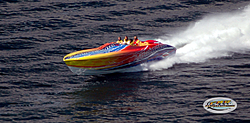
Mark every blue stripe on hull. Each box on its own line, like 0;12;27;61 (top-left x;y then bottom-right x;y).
65;44;128;59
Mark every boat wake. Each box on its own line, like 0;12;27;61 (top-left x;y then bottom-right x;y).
145;5;250;71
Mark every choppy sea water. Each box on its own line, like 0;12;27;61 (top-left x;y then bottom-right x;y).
1;0;250;122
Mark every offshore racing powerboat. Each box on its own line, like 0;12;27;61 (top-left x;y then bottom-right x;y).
63;40;176;75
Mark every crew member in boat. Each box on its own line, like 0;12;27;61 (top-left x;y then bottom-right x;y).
116;37;123;44
123;36;130;45
129;39;134;45
132;36;141;46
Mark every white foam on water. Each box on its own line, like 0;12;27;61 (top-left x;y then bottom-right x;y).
146;5;250;71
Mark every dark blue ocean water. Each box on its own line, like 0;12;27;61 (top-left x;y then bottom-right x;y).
1;0;250;122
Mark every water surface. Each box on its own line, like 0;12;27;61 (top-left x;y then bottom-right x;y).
1;0;250;122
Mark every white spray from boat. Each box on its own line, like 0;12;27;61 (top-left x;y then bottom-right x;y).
144;5;250;71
